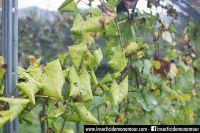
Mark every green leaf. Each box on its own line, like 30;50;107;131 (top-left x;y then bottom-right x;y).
46;100;66;119
107;0;120;8
143;92;157;110
125;42;139;56
93;48;103;67
169;23;175;33
58;53;68;68
99;83;109;92
41;59;65;100
63;68;70;78
26;58;42;80
87;49;103;70
18;67;43;104
0;97;30;126
90;70;98;85
0;69;5;84
112;72;121;79
0;56;4;65
64;129;74;133
106;21;118;36
0;66;6;83
27;66;42;81
68;43;88;69
69;66;93;101
0;57;6;94
58;0;78;13
81;33;95;45
0;85;4;95
162;31;172;43
71;14;116;34
69;43;102;70
71;13;84;36
0;110;12;127
104;116;116;125
109;76;128;106
143;59;152;75
64;103;99;124
88;8;102;16
17;82;40;104
0;67;6;95
101;73;113;84
108;48;127;71
154;106;164;121
152;60;161;69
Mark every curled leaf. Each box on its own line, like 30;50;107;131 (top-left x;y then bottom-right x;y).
41;59;65;100
109;76;128;106
64;103;99;124
108;48;127;71
0;97;30;126
58;0;78;13
69;66;93;101
170;63;178;77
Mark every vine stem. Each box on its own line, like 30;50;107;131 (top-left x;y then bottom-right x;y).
60;117;67;133
114;18;123;48
150;8;160;56
78;51;86;72
97;107;101;124
133;67;139;88
89;0;92;17
125;99;129;125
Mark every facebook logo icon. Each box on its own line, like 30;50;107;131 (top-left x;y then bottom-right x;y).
151;126;157;131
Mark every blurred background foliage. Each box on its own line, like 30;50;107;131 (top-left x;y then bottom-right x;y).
0;7;74;67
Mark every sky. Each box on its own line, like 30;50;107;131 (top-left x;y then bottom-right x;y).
19;0;101;11
18;0;180;15
19;0;66;11
19;0;148;11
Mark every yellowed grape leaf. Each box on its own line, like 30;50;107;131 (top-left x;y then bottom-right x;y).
188;108;195;123
170;63;178;77
162;31;172;43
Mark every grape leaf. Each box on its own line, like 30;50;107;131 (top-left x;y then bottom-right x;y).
0;110;12;127
152;60;161;69
0;69;5;95
93;48;103;67
143;59;152;75
0;56;6;95
58;53;68;68
101;73;113;84
64;129;74;133
69;66;93;101
17;82;40;105
58;0;78;13
46;100;66;119
18;67;43;104
125;42;140;56
162;31;172;43
71;14;116;34
0;98;30;126
41;59;65;100
169;63;178;78
90;70;98;85
104;116;116;125
69;43;103;70
68;43;88;69
109;76;128;106
108;48;127;71
64;103;99;124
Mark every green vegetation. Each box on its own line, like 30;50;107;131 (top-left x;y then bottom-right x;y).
0;0;200;132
